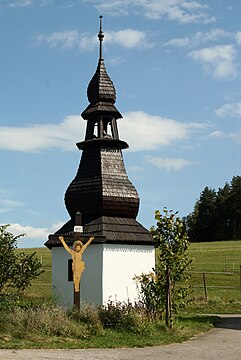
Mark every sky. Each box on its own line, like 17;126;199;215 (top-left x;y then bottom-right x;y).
1;0;241;248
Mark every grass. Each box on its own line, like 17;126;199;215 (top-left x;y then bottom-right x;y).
20;247;52;299
21;240;241;308
186;240;241;314
190;240;241;272
0;302;217;349
19;241;241;315
0;240;239;349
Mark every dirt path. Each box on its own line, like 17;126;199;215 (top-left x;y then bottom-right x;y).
0;315;241;360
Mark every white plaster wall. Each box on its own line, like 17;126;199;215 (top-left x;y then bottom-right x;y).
102;244;155;304
81;244;103;305
52;245;104;307
52;243;155;307
52;247;73;307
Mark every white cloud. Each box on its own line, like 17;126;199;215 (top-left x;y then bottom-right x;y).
236;32;241;44
7;221;64;243
228;129;241;145
164;28;233;48
119;111;205;151
105;29;152;49
37;30;79;49
90;0;215;24
128;165;144;172
210;130;224;138
189;45;237;79
0;199;25;214
7;0;50;7
0;111;206;153
215;101;241;117
78;32;97;52
0;115;85;152
37;29;151;51
7;0;33;7
164;37;190;47
209;128;241;145
147;157;194;172
110;56;125;66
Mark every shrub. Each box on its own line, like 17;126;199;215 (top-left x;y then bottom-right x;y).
0;225;43;293
8;304;88;338
134;272;165;320
68;302;104;335
98;300;149;334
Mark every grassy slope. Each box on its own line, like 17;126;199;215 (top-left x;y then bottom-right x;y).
187;240;241;314
21;240;241;312
20;247;52;299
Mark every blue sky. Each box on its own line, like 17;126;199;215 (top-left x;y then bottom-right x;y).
1;0;241;248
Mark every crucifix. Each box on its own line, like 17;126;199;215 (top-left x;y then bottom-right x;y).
58;212;94;309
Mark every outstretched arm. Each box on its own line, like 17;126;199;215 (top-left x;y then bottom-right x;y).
58;236;73;255
82;236;95;252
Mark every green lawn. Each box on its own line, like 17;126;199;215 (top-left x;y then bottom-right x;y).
1;241;240;349
187;240;241;313
20;240;241;313
20;247;52;299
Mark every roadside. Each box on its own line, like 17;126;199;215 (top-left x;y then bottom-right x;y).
0;315;240;360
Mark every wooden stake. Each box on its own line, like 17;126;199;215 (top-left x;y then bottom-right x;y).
240;265;241;289
74;289;80;310
202;272;208;302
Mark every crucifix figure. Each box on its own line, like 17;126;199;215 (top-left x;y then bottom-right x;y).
58;235;94;292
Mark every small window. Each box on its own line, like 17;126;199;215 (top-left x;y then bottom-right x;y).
68;259;73;281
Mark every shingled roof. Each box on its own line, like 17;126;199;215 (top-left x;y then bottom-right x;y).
45;216;153;249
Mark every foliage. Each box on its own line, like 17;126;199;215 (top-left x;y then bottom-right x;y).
0;225;43;293
98;300;149;334
134;272;165;320
0;300;216;349
7;304;86;338
136;209;192;326
185;176;241;242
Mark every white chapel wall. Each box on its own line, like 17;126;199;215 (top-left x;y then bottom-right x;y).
102;244;155;304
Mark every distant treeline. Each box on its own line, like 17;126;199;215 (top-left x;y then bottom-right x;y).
184;176;241;242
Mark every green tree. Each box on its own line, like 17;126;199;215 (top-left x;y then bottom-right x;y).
0;225;43;293
136;209;192;327
195;187;217;242
228;176;241;239
215;183;231;240
186;176;241;242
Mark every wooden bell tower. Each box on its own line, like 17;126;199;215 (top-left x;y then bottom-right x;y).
45;17;155;307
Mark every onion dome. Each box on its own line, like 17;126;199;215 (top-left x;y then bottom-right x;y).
81;16;122;120
87;59;116;105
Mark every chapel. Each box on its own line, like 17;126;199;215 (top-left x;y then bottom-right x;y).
45;17;154;306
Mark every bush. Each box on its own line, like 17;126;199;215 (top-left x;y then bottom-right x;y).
134;272;165;320
68;302;104;335
98;300;149;334
0;225;43;293
7;304;88;338
3;300;152;339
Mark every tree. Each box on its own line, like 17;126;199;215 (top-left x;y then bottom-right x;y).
0;225;43;293
194;187;217;242
228;176;241;239
215;183;231;240
136;209;192;327
186;176;241;242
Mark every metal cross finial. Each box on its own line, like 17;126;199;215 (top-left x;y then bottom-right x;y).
98;15;104;59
